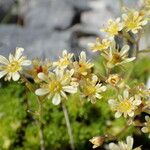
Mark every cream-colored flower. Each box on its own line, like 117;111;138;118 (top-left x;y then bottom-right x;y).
106;74;124;88
108;136;141;150
108;90;141;118
53;50;73;69
81;75;107;103
101;18;123;37
133;84;150;98
28;58;51;83
35;69;78;105
0;47;31;81
88;38;111;52
141;115;150;138
102;43;135;68
73;51;94;77
122;9;148;34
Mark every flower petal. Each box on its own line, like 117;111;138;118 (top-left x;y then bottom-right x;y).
38;73;49;82
126;136;133;149
109;143;120;150
145;116;150;122
22;60;31;66
0;70;7;78
63;86;77;94
115;112;122;118
99;86;107;92
123;90;129;99
128;111;134;117
80;51;86;62
133;100;141;106
120;45;129;56
12;72;20;81
0;55;9;65
9;53;14;62
15;47;24;60
108;99;116;105
141;127;148;133
95;93;102;99
52;93;61;105
35;88;49;96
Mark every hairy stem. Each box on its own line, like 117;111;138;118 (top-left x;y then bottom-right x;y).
21;75;45;150
62;102;75;150
135;31;142;58
37;97;45;150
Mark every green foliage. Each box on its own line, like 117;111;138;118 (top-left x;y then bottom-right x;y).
0;56;150;149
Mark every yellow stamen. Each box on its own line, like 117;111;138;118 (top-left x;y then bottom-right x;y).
6;61;21;73
49;80;62;93
118;100;132;112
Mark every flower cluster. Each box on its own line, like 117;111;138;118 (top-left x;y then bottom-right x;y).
88;2;150;149
122;9;148;34
0;1;149;150
0;48;107;106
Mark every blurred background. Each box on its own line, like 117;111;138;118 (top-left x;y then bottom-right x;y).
1;0;149;59
0;0;150;150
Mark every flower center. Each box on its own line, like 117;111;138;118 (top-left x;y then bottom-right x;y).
112;53;122;64
118;100;132;112
108;24;119;35
110;78;118;85
84;85;96;96
7;61;21;73
78;63;88;74
60;58;69;66
127;20;138;30
49;80;62;93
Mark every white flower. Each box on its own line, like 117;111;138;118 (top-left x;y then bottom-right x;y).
141;115;150;138
0;47;31;81
35;69;78;105
82;74;107;103
108;90;141;118
122;10;148;34
73;51;94;76
106;74;124;88
102;43;135;68
88;38;111;52
53;50;73;69
108;136;141;150
101;18;123;37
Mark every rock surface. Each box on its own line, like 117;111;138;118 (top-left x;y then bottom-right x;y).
0;0;144;59
0;25;71;60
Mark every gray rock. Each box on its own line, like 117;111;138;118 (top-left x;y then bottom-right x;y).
0;0;15;12
0;0;146;61
81;0;119;37
67;0;90;11
20;0;75;30
0;25;71;60
0;0;17;22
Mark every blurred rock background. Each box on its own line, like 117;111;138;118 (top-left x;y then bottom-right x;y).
0;0;147;60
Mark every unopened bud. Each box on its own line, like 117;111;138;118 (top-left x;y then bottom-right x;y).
89;136;105;149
